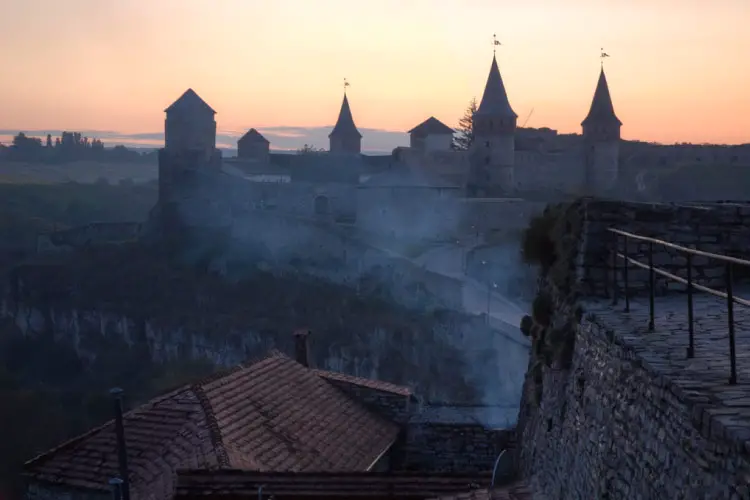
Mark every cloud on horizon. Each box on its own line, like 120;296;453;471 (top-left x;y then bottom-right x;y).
0;126;412;154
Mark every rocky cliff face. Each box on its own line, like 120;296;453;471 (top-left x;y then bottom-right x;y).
1;242;505;403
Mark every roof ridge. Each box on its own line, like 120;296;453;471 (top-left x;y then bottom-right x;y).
190;383;231;467
407;116;455;135
312;369;413;396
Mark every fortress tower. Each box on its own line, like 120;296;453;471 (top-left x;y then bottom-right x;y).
329;92;362;155
582;68;622;193
470;53;518;195
164;88;217;158
158;88;222;203
153;88;223;236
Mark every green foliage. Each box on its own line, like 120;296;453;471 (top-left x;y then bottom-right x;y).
296;144;326;155
520;200;588;408
520;315;533;337
531;291;553;327
452;97;477;151
1;131;155;164
0;322;218;498
521;209;558;272
0;181;157;253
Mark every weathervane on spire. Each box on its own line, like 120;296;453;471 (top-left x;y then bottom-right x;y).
493;33;501;55
343;78;350;94
600;48;610;68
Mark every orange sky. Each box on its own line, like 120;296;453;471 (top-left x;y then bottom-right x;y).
0;0;748;145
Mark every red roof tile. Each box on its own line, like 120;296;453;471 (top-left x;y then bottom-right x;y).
23;387;220;493
312;369;413;396
407;117;455;136
24;352;400;497
175;470;491;499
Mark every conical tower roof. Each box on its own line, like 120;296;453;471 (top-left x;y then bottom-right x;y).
582;68;621;126
164;88;216;115
329;94;362;138
475;55;517;118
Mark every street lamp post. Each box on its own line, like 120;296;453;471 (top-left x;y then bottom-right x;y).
481;260;489;324
456;239;465;274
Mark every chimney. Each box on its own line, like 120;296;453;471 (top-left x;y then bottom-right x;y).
109;388;131;500
293;329;311;367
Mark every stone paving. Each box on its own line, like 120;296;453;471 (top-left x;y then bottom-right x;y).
585;287;750;447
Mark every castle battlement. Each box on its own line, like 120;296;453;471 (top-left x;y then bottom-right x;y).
517;199;750;499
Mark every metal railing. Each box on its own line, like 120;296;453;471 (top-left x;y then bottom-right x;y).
608;227;750;385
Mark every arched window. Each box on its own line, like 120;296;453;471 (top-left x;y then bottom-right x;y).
314;195;330;215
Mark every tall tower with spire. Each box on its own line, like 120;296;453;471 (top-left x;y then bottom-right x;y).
470;46;518;195
329;85;362;155
581;64;622;193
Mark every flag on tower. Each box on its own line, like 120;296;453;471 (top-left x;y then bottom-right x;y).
601;52;610;58
494;39;501;46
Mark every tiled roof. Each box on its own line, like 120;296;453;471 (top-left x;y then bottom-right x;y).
24;352;400;496
174;470;492;499
165;88;216;115
408;117;455;136
237;128;269;144
22;386;221;492
430;481;536;500
581;68;621;126
312;369;413;396
476;55;516;119
329;94;362;138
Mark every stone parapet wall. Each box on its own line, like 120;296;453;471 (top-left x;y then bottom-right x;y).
579;200;750;298
517;310;750;499
400;424;515;474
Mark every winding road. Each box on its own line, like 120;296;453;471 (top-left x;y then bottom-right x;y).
411;244;531;349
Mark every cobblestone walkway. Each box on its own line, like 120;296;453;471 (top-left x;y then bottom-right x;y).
584;288;750;446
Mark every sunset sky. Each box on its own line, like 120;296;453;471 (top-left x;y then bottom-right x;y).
1;0;748;148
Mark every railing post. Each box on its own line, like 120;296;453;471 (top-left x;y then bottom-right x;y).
686;253;694;359
623;235;630;313
611;232;618;305
648;241;655;331
727;262;737;385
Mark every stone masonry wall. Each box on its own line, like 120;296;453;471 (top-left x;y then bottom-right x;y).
401;424;515;474
26;483;109;500
515;197;750;499
579;200;750;298
518;312;750;499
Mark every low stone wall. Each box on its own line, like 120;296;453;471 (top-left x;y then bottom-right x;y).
400;423;515;474
517;311;750;499
36;222;142;254
579;200;750;298
26;482;110;500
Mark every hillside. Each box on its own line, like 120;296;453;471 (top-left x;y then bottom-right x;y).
0;160;157;185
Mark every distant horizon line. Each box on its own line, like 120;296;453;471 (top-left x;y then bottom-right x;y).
1;128;749;149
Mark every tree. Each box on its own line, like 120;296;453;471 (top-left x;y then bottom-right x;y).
46;134;52;148
297;144;325;155
452;97;477;151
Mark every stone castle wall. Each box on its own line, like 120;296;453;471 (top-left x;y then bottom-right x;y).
401;424;515;474
516;198;750;500
518;311;750;499
579;200;750;298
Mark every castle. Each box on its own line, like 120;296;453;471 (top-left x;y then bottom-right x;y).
152;52;624;236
